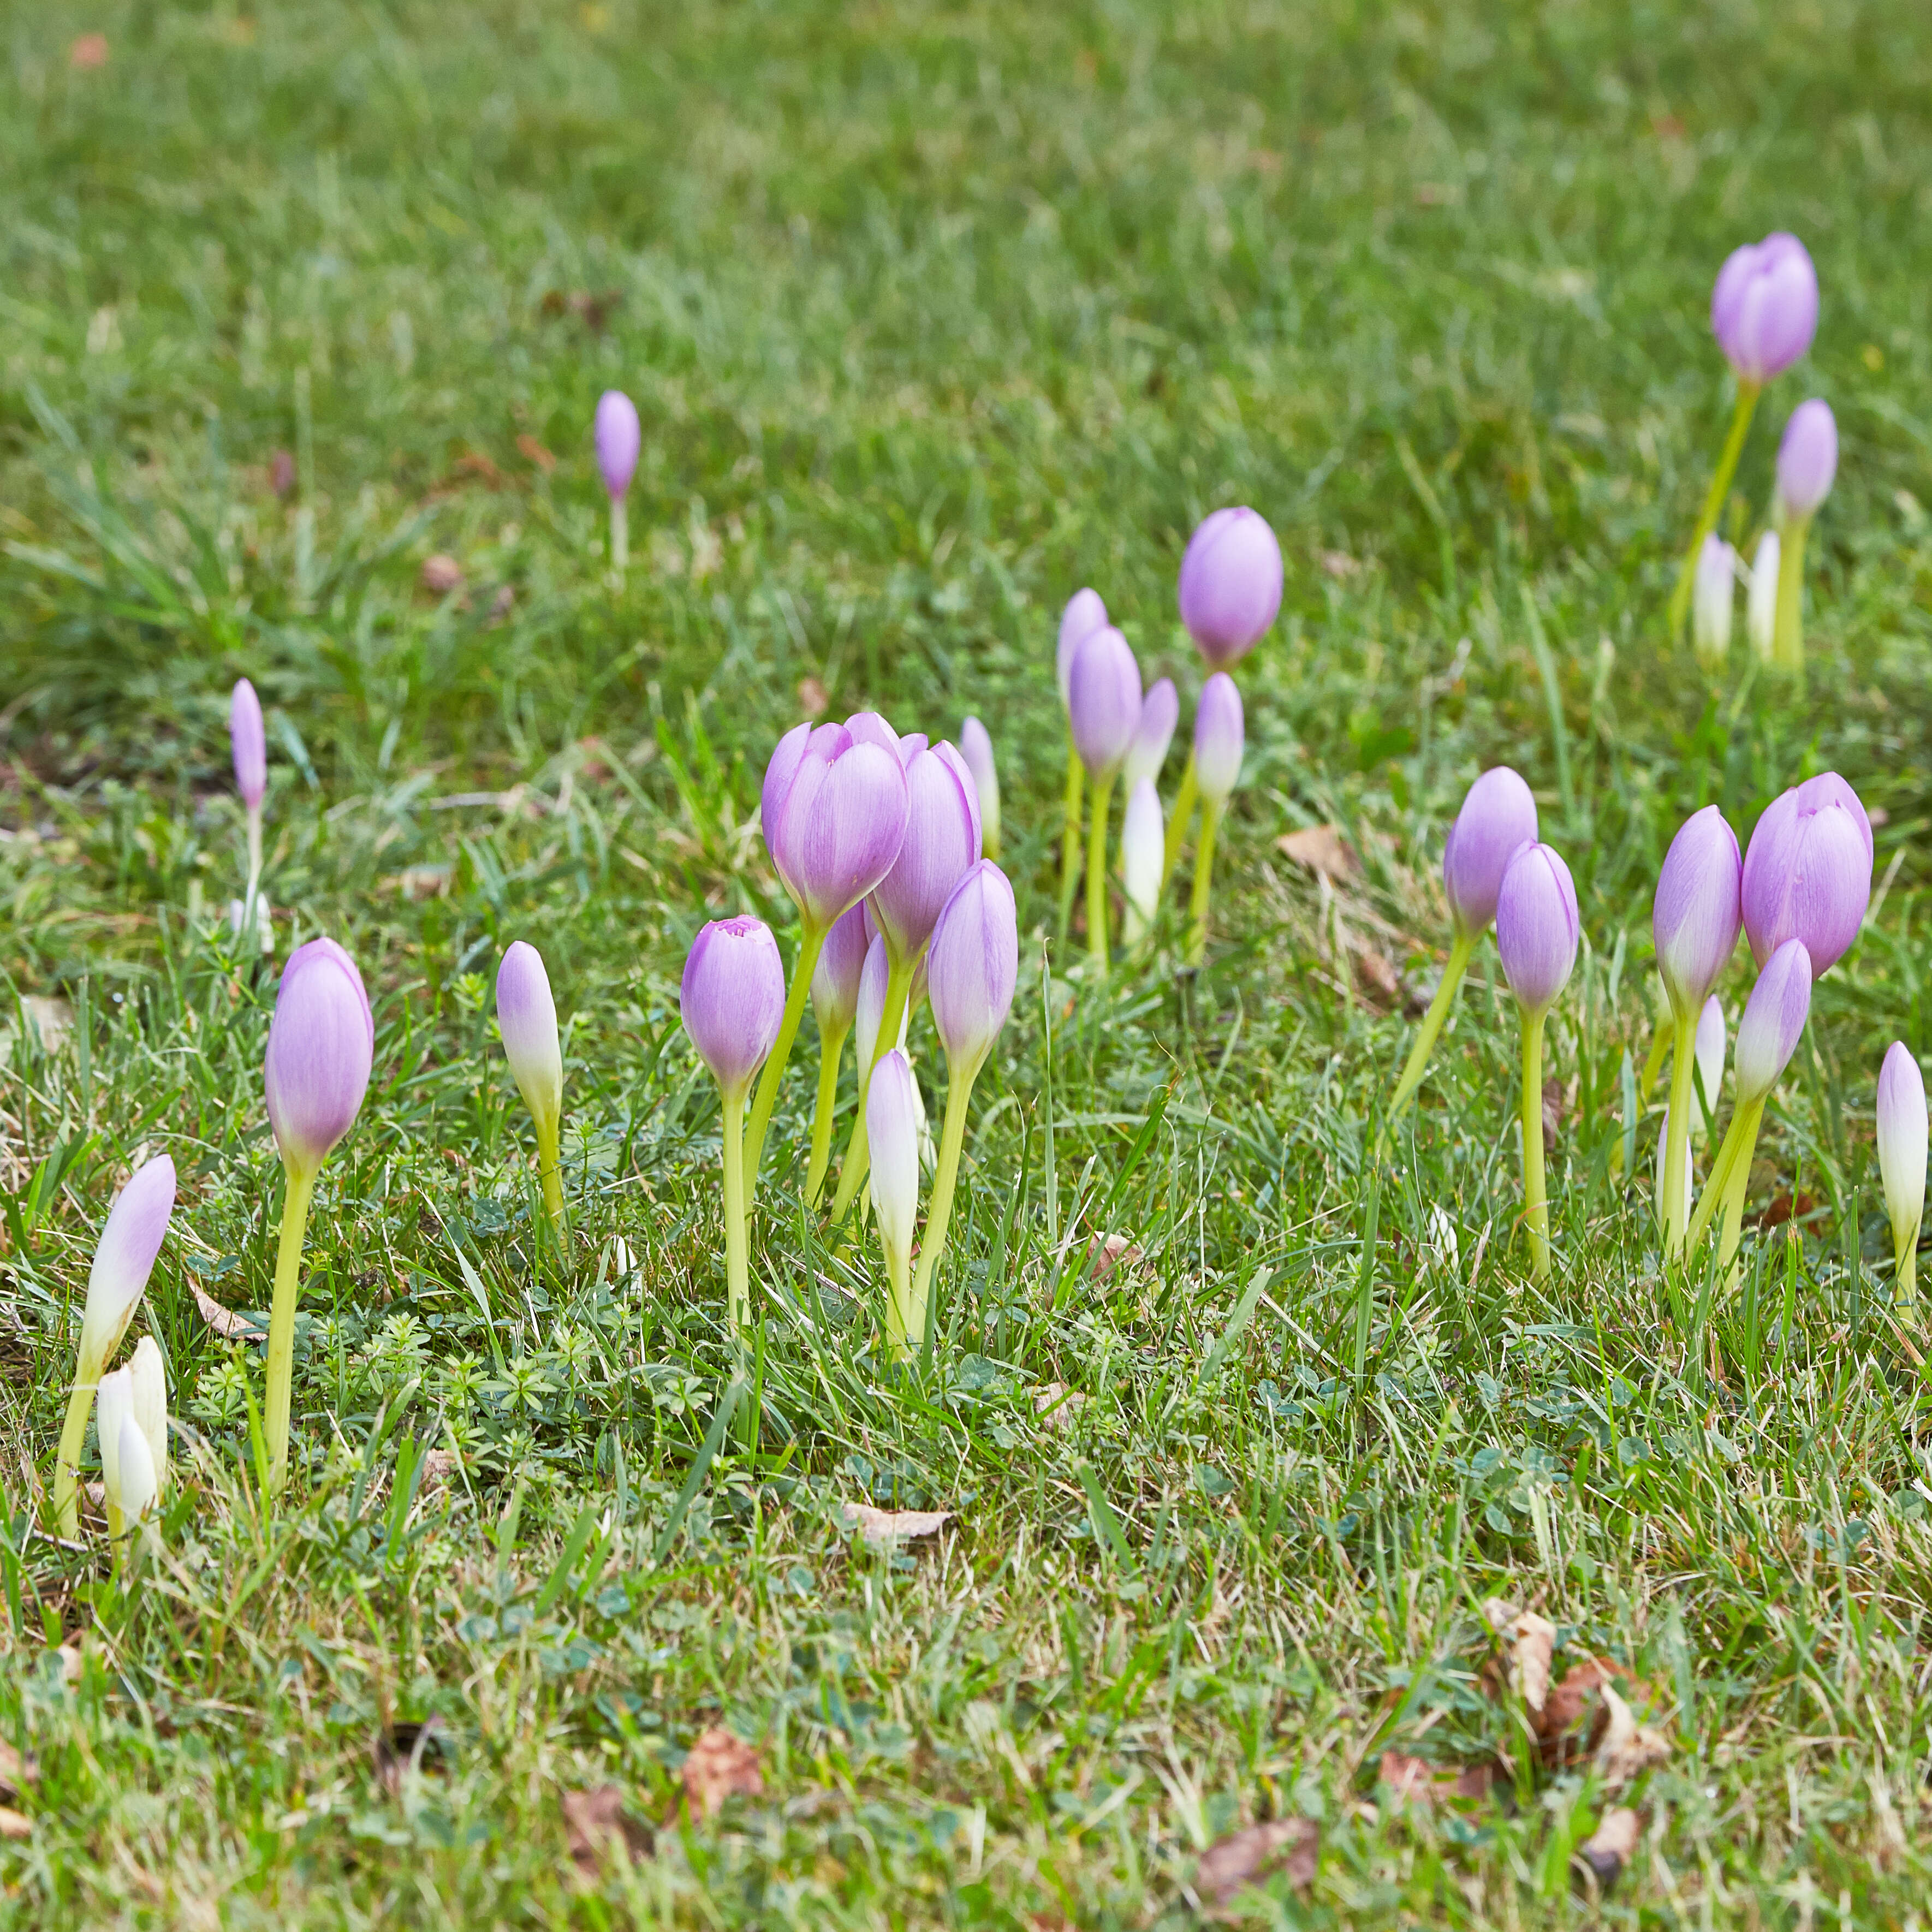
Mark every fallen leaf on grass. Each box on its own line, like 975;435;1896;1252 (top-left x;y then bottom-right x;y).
19;996;73;1054
1195;1818;1318;1908
1541;1077;1567;1150
679;1728;763;1823
563;1784;651;1878
1354;948;1402;1009
191;1282;264;1342
1086;1232;1141;1277
1575;1806;1639;1889
69;33;109;69
0;1742;38;1803
796;676;829;718
1277;825;1358;882
1317;549;1361;581
1483;1603;1665;1769
1378;1750;1495;1806
1031;1383;1088;1431
269;449;297;497
383;865;452;901
1757;1190;1819;1229
0;1808;28;1841
516;433;557;473
421;554;463;595
836;1503;952;1548
1483;1599;1556;1715
1593;1684;1670;1787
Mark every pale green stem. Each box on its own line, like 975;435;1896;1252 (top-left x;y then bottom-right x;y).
1771;510;1812;673
52;1374;98;1538
1898;1228;1920;1315
1519;1008;1550;1280
1661;1012;1697;1256
1186;796;1224;967
1668;379;1761;641
1389;929;1477;1119
804;1020;849;1208
1686;1096;1762;1256
243;805;263;938
828;954;915;1223
906;1054;982;1356
1056;740;1085;943
1640;1012;1670;1097
721;1089;749;1358
1086;770;1117;971
534;1109;565;1227
1714;1106;1763;1273
265;1163;317;1501
742;920;827;1202
610;497;629;578
1162;753;1198;892
881;1234;916;1362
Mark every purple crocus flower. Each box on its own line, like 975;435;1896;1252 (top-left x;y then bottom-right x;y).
593;391;640;502
1178;507;1283;670
1877;1042;1927;1274
866;1048;921;1264
1123;679;1179;792
1732;938;1812;1103
1740;773;1872;976
1710;233;1818;383
925;861;1019;1075
960;716;1000;858
1067;625;1143;778
681;916;785;1102
1442;767;1539;941
811;902;871;1038
231;679;266;810
496;942;562;1127
265;938;374;1178
761;721;911;932
1652;805;1743;1020
1776;399;1838;520
79;1156;176;1374
1193;674;1244;805
1495;843;1580;1015
1056;588;1109;706
868;742;981;963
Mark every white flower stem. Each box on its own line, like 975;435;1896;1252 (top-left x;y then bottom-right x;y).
828;954;914;1223
610;497;628;578
1772;510;1812;672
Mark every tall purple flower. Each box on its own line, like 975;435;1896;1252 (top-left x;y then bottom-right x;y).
1056;588;1109;706
1442;767;1539;942
266;938;374;1179
682;917;786;1103
594;391;641;502
1178;508;1283;670
1067;626;1143;779
1123;679;1179;792
960;716;1001;859
231;679;266;810
868;742;981;967
1740;774;1872;976
762;721;911;934
1710;234;1819;384
1732;938;1812;1103
497;941;566;1223
926;861;1019;1078
1496;845;1580;1018
1877;1042;1927;1305
1652;805;1743;1020
1776;399;1838;520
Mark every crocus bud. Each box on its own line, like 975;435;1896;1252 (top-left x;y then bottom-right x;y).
960;716;1001;858
1693;995;1726;1128
1123;679;1179;792
1775;399;1837;521
1876;1042;1927;1265
1692;536;1735;671
496;941;562;1130
1177;507;1284;670
1495;843;1580;1016
98;1336;167;1518
867;1049;920;1267
79;1157;176;1377
265;939;374;1180
854;931;894;1071
926;861;1019;1074
593;390;640;502
866;742;980;963
843;710;902;758
1747;531;1780;659
1740;772;1872;976
1193;673;1244;805
761;722;911;932
1121;781;1163;941
230;679;266;810
1067;626;1143;778
1710;232;1818;383
104;1397;158;1531
1732;938;1812;1103
1056;588;1109;706
1652;805;1743;1021
1441;767;1539;941
680;916;785;1103
811;903;871;1037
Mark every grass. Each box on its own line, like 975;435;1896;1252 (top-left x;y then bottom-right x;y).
3;0;1932;1922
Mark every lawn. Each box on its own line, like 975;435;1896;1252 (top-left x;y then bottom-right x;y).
4;0;1932;1923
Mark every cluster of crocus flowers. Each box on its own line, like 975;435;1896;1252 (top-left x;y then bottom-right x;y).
1668;231;1818;641
53;1156;176;1537
263;937;374;1496
1496;842;1580;1279
1389;765;1539;1117
594;389;640;579
866;861;1018;1357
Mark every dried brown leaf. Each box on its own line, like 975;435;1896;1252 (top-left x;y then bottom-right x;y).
563;1784;651;1878
679;1728;763;1823
269;449;297;498
191;1282;264;1342
516;433;557;474
1086;1232;1141;1278
0;1808;28;1840
1593;1684;1671;1787
1277;825;1358;882
0;1742;37;1803
1487;1603;1556;1715
1196;1818;1318;1908
69;33;109;69
835;1503;952;1548
421;554;464;595
1317;549;1361;580
1575;1805;1639;1889
1354;948;1401;1010
1031;1383;1088;1431
20;996;73;1053
1378;1751;1495;1806
796;677;830;718
373;1717;448;1798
